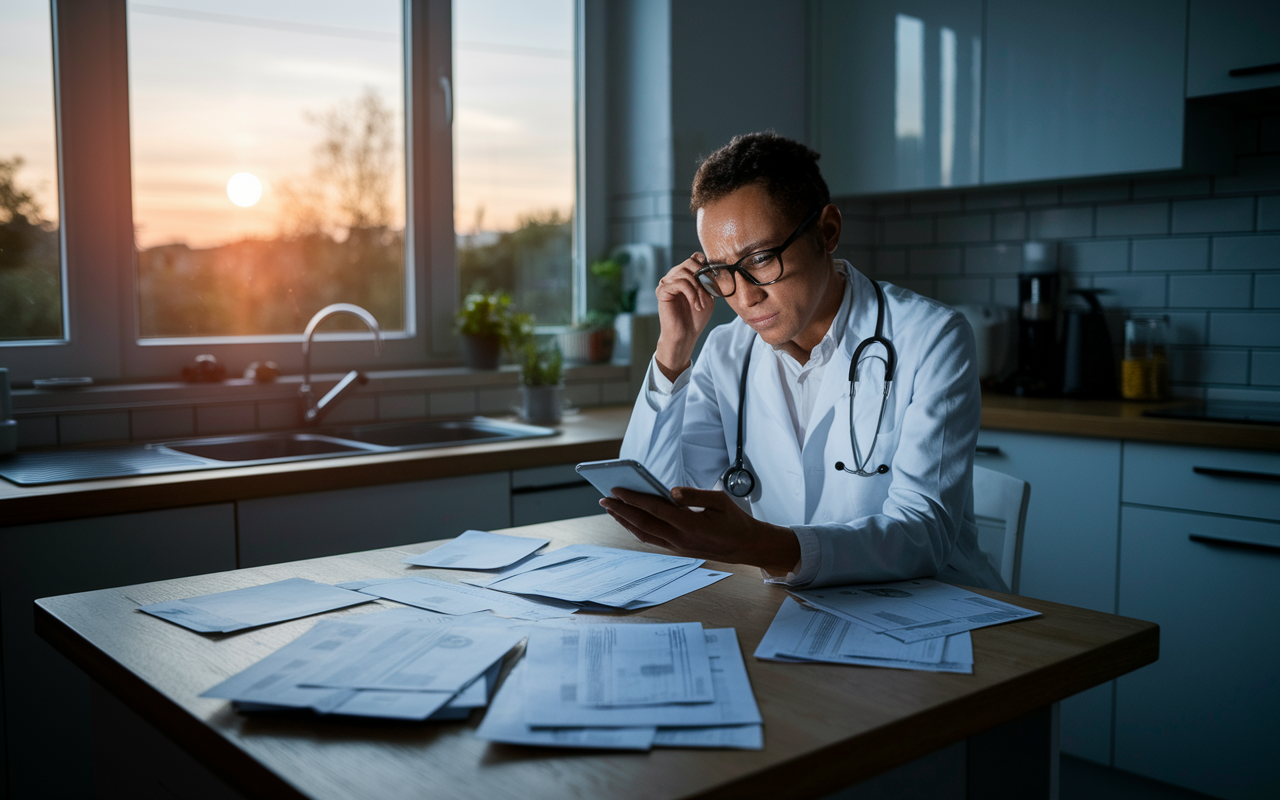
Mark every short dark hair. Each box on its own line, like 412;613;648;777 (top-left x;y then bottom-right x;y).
689;132;830;226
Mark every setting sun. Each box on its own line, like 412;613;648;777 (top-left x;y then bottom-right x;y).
226;172;261;207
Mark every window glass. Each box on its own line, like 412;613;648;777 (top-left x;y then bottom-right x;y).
0;0;64;342
126;0;406;338
453;0;575;326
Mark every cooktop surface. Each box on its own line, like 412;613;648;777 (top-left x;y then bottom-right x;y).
1143;400;1280;426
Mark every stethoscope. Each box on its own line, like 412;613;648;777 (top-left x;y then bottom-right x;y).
722;279;897;498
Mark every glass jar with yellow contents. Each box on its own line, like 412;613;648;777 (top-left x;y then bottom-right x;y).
1122;316;1170;400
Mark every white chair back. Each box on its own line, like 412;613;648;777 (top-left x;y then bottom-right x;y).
972;465;1031;593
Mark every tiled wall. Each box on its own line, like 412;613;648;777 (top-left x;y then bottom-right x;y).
835;113;1280;402
12;368;634;449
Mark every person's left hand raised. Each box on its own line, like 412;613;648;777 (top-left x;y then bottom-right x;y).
600;487;800;574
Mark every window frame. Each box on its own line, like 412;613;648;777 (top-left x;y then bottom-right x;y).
1;0;463;384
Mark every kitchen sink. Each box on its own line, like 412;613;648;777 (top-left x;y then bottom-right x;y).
321;418;556;449
0;417;558;485
162;433;380;462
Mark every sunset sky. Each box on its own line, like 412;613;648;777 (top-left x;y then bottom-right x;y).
0;0;574;250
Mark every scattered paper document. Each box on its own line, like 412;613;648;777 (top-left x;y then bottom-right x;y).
577;622;714;707
792;578;1039;643
521;626;761;728
476;662;657;750
140;577;372;633
475;544;702;606
299;624;524;693
402;530;549;570
756;597;974;674
203;618;521;721
607;568;731;610
356;577;577;620
203;619;384;712
653;724;763;750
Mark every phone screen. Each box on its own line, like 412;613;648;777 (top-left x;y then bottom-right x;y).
575;459;675;504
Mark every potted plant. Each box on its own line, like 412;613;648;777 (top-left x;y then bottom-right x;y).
556;256;632;364
518;341;564;424
454;292;532;370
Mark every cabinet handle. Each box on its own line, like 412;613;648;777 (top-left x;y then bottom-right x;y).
1189;533;1280;555
1192;466;1280;484
1229;62;1280;78
975;445;1002;456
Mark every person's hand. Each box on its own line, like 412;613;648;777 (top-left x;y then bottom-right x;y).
653;254;716;382
600;486;801;574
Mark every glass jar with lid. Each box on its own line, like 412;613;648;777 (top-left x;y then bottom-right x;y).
1121;316;1170;400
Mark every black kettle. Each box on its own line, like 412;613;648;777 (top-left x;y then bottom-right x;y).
1061;289;1117;399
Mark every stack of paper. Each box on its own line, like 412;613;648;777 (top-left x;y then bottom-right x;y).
402;530;549;570
140;578;373;633
466;544;726;610
476;622;763;750
756;597;974;673
791;578;1039;643
202;611;525;721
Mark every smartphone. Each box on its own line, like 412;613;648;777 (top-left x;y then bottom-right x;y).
575;458;676;504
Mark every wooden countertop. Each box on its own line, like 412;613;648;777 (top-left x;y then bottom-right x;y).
981;393;1280;452
37;515;1158;799
0;407;631;529
4;395;1275;530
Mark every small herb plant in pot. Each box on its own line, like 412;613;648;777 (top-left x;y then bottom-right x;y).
518;341;564;425
454;292;532;370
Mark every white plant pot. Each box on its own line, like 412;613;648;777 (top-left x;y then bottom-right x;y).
520;384;563;425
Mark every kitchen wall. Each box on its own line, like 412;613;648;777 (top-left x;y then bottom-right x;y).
833;110;1280;402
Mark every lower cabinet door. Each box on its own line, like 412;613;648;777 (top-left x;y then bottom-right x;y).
0;505;237;800
1116;505;1280;800
975;429;1121;764
237;472;511;567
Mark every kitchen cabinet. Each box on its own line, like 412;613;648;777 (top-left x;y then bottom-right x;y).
983;0;1188;184
511;463;603;527
0;504;237;800
973;429;1120;765
809;0;983;195
1187;0;1280;97
1114;445;1280;800
237;472;512;567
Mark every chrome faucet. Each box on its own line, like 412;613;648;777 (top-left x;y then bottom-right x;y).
299;303;383;426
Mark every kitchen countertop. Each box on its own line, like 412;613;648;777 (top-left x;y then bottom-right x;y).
0;407;632;529
980;393;1280;452
4;395;1276;529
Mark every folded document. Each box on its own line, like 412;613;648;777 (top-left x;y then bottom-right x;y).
140;577;372;633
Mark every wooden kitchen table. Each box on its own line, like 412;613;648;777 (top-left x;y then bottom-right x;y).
35;515;1158;800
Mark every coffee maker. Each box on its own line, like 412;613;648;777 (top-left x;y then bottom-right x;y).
1005;242;1060;397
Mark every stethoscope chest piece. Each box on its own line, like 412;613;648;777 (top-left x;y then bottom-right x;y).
723;465;755;498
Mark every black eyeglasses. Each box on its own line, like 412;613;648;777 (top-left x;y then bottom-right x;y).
694;208;822;298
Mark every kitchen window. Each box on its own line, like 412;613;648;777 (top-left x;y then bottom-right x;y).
0;0;579;384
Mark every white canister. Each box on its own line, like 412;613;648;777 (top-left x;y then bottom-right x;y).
953;305;1015;382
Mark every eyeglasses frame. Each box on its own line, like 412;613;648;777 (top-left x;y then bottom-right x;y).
693;207;824;298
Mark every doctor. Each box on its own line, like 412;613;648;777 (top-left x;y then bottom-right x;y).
601;132;1003;590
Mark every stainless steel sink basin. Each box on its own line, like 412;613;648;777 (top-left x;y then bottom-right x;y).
162;433;380;463
322;418;556;449
0;417;559;486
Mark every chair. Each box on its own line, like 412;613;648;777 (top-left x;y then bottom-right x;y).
972;465;1031;593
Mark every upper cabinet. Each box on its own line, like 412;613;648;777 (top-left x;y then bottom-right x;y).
1187;0;1280;97
810;0;983;195
810;1;1254;194
982;0;1187;184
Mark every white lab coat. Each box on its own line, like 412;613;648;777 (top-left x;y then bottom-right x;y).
620;262;1005;591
